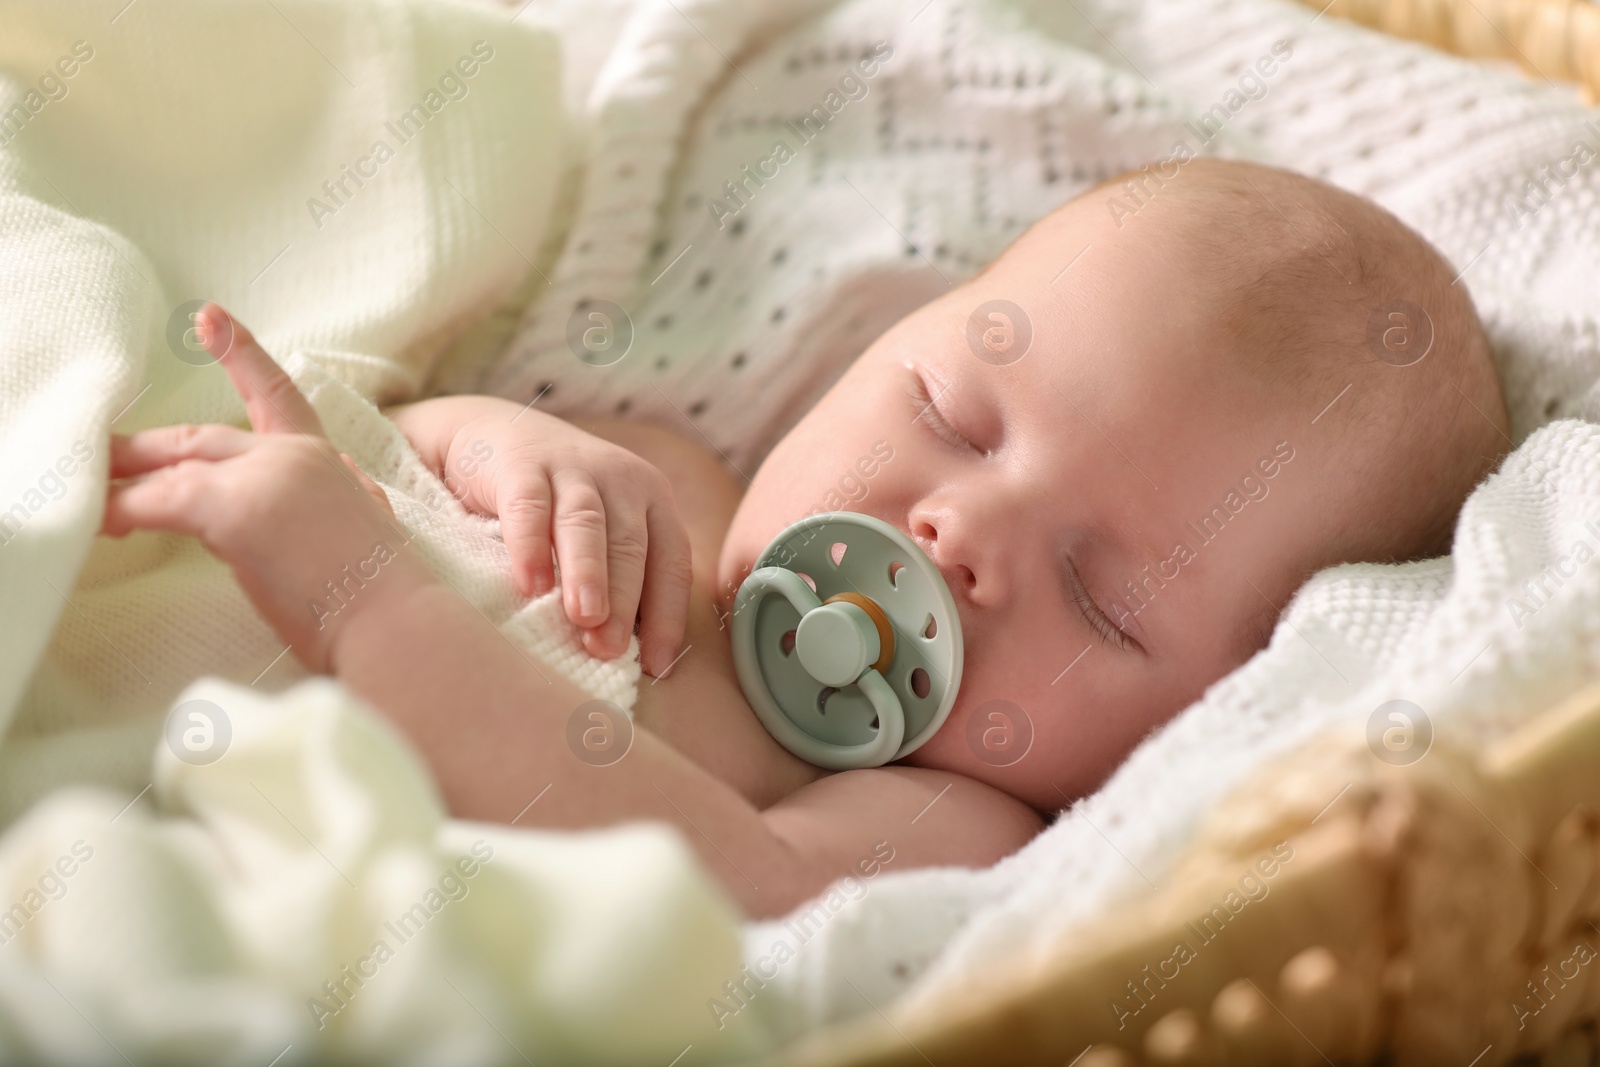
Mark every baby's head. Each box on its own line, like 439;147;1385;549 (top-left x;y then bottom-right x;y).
719;159;1507;809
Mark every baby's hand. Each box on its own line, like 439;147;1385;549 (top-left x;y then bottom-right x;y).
423;400;692;673
102;304;436;673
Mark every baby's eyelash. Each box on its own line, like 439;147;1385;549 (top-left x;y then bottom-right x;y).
1075;587;1134;652
907;375;973;452
1065;560;1137;654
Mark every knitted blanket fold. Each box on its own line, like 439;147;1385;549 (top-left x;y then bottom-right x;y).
0;1;763;1063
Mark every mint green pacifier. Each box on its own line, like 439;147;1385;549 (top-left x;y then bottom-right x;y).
731;513;963;770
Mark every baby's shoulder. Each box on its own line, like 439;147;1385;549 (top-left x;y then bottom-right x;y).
569;416;733;489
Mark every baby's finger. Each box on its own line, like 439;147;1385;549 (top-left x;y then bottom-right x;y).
340;453;394;517
584;497;649;660
636;502;692;677
102;466;216;539
110;425;253;479
497;470;556;597
550;468;610;629
198;303;326;437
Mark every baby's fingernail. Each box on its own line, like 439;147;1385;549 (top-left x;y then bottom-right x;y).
649;645;679;678
578;583;604;618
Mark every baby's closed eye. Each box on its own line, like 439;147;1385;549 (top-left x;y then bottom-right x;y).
1061;553;1139;653
907;371;983;456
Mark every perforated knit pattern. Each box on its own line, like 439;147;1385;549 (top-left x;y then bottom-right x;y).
481;0;1221;469
482;0;1600;464
464;0;1600;1042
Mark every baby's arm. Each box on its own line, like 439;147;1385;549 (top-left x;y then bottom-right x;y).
107;307;1039;916
331;561;1041;915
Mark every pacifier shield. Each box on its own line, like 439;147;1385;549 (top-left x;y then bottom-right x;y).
731;512;963;769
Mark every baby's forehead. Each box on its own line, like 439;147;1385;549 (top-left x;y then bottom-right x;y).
961;160;1473;445
1078;170;1432;390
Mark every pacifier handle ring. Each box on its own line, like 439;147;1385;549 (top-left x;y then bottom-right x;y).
854;668;906;759
732;567;908;770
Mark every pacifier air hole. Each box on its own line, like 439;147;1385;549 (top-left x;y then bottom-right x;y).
780;629;796;655
817;686;838;714
797;572;816;592
831;542;847;565
888;561;905;586
922;615;937;640
910;667;930;699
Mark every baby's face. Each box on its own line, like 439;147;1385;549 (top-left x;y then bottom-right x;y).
719;197;1359;810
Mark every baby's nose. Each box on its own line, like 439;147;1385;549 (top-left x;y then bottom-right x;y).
909;511;999;607
936;555;978;601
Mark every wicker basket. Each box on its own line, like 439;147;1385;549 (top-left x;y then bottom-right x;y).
1307;0;1600;100
759;682;1600;1067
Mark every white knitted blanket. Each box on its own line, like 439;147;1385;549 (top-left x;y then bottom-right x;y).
0;2;765;1064
464;0;1600;1046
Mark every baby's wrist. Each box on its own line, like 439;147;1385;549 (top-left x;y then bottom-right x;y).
387;395;519;481
320;550;444;674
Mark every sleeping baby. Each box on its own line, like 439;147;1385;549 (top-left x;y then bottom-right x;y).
100;160;1508;918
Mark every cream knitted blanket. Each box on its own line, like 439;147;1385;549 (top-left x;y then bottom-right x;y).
0;1;765;1063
